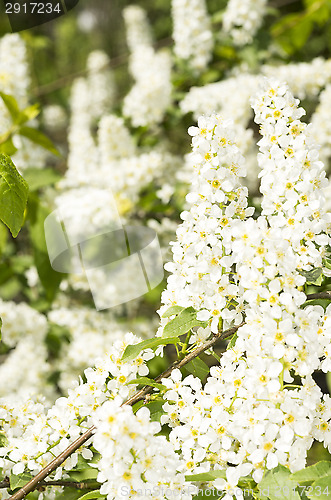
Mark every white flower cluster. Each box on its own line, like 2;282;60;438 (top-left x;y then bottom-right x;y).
160;80;331;493
48;307;129;390
262;58;331;99
310;84;331;165
222;0;268;45
171;0;213;72
123;6;172;127
0;333;152;488
86;50;115;122
93;401;196;500
123;46;172;128
123;5;153;53
0;300;52;400
0;34;48;171
159;114;254;337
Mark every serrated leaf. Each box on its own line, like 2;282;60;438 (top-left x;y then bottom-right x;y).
121;337;180;362
163;307;207;338
126;377;166;391
23;167;61;191
162;305;185;318
290;461;331;483
146;400;166;421
0;92;20;122
10;472;33;490
308;476;331;500
77;491;105;500
227;333;238;350
0;153;28;237
258;465;300;500
185;470;226;482
299;267;323;286
185;357;210;379
19;126;59;156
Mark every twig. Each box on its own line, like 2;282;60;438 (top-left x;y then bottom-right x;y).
8;322;243;500
0;478;99;490
306;291;331;301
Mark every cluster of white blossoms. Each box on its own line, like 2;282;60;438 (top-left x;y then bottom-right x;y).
162;81;331;491
262;58;331;99
222;0;268;45
160;80;331;493
171;0;213;72
0;300;53;400
0;34;48;171
123;5;153;53
123;5;172;127
123;46;172;128
0;333;153;490
310;84;331;166
86;50;115;122
93;401;196;500
158;114;254;338
48;307;129;390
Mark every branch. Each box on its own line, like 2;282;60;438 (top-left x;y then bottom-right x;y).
306;291;331;301
8;322;243;500
0;478;99;490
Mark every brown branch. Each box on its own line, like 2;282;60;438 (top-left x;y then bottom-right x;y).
0;478;99;490
8;322;243;500
306;291;331;301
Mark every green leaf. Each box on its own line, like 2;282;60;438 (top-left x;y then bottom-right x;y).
77;492;105;500
0;153;29;237
308;476;331;500
290;461;331;483
0;317;2;341
258;465;300;500
23;167;61;191
227;333;238;350
185;470;226;482
163;307;207;338
10;472;33;490
28;199;64;301
299;267;323;286
121;336;180;362
184;357;210;379
0;92;20;122
162;305;185;318
126;377;166;391
0;136;18;156
18;126;59;156
20;103;40;123
146;400;166;421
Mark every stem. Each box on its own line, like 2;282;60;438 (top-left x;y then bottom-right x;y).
305;291;331;301
8;321;244;500
0;477;99;490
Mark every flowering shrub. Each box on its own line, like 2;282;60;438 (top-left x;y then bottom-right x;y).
0;1;331;500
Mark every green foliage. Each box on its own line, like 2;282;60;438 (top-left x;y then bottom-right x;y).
77;492;105;500
10;472;33;490
23;167;61;191
258;465;301;500
184;357;210;380
28;197;65;302
126;377;166;391
18;126;59;156
162;305;185;317
162;307;208;338
299;267;324;286
185;470;226;481
121;336;180;362
0;153;28;237
289;461;331;498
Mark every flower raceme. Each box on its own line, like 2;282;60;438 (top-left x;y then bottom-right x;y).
1;79;331;500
